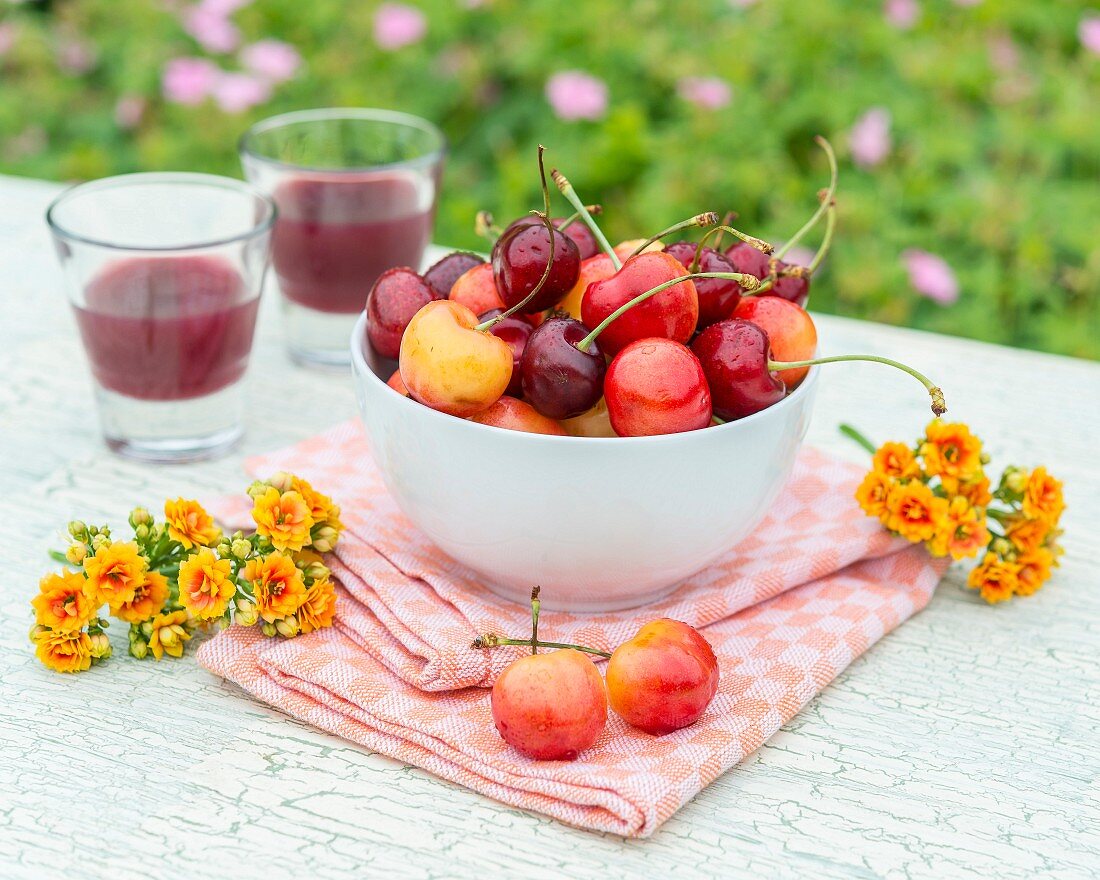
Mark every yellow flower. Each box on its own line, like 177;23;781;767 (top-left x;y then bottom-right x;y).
1022;467;1064;526
164;498;221;550
251;488;314;552
177;549;235;620
929;496;990;561
872;442;920;480
289;476;342;527
297;576;337;634
32;570;97;632
884;480;948;543
1014;547;1054;597
967;552;1019;604
1005;515;1048;555
147;610;192;660
920;421;983;482
112;570;169;623
855;470;893;521
242;552;307;622
33;628;92;673
83;541;147;607
941;472;993;509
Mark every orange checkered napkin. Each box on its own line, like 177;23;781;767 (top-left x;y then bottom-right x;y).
198;420;946;837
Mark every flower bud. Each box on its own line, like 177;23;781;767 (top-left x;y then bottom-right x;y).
158;627;180;648
246;480;270;499
29;623;49;642
261;622;277;637
1005;468;1027;494
269;471;295;493
68;521;88;540
91;533;110;551
89;631;112;659
129;637;149;660
992;537;1012;557
275;616;300;638
231;538;252;560
234;599;259;627
303;561;330;581
134;524;150;541
311;526;339;554
140;621;154;638
215;540;232;558
87;524;99;537
128;506;152;528
65;543;88;564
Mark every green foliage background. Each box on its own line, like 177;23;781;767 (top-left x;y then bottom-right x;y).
2;0;1098;358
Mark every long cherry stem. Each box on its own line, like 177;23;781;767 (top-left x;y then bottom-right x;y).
472;634;613;659
576;271;762;352
557;205;601;231
807;202;837;275
774;136;838;260
552;168;622;270
626;212;719;260
769;354;946;415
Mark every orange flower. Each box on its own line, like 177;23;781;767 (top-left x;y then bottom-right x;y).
147;610;191;659
929;496;990;560
884;481;948;543
297;576;337;634
1022;467;1064;526
83;542;147;607
290;476;342;527
112;570;169;623
1014;547;1053;597
32;570;96;632
942;473;993;509
966;552;1019;604
1005;515;1048;554
177;549;235;620
872;442;920;479
251;488;314;552
242;552;307;622
164;498;221;550
33;628;92;673
855;471;893;521
920;421;983;481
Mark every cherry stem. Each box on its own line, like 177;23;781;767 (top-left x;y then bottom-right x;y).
576;271;762;352
475;210;501;243
769;354;946;416
552;168;622;271
472;634;612;659
557;205;601;231
838;422;877;455
711;211;737;250
692;224;773;273
774;136;838;261
530;586;540;656
806;202;837;275
627;212;720;261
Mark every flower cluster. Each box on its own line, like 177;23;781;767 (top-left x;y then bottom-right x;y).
29;473;342;673
855;421;1065;604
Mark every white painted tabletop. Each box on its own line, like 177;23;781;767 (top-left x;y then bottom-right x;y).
1;173;1098;879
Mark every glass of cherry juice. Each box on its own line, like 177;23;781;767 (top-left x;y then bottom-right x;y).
46;173;275;462
240;108;445;367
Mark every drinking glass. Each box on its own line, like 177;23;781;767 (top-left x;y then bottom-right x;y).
46;173;275;462
240;108;445;367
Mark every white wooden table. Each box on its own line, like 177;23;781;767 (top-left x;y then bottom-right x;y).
1;173;1098;879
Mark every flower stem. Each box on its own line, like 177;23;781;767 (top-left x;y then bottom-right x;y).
627;212;720;261
769;354;946;415
774;136;838;260
838;422;877;455
472;634;612;659
552;167;622;270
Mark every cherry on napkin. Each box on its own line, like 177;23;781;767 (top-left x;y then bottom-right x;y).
197;420;946;837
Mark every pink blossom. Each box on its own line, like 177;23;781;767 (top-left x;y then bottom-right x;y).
211;71;271;113
114;95;147;129
677;76;732;110
545;71;609;122
1080;15;1100;55
184;5;240;54
58;39;96;74
240;40;301;83
987;34;1020;72
162;57;220;105
373;4;427;51
0;23;15;58
729;0;759;7
200;0;252;13
903;249;959;305
884;0;918;30
850;107;892;168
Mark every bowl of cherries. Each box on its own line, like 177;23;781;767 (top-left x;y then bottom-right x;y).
351;142;945;611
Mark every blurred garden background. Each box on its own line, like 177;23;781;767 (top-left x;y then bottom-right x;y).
1;0;1098;358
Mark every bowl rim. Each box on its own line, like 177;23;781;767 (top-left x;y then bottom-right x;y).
351;310;818;445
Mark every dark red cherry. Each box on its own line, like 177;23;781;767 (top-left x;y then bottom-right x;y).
479;308;533;397
424;251;485;300
770;269;810;308
690;318;785;420
492;219;581;314
519;317;606;419
366;267;435;359
664;242;744;329
558;219;599;259
724;242;771;280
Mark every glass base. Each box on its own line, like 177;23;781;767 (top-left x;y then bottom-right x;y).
282;299;358;369
97;384;245;463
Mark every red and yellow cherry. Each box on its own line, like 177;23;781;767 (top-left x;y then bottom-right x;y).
664;242;744;329
519;317;607;420
449;262;505;316
492;217;581;314
399;300;513;417
386;369;409;396
558;253;617;320
424;251;484;300
479;308;532;397
604;338;712;436
561;397;617;437
491;648;607;760
468;396;567;435
366;267;435;359
733;296;817;388
581;252;699;356
613;238;664;261
606;619;719;735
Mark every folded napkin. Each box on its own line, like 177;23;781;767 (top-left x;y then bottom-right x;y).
198;420;946;837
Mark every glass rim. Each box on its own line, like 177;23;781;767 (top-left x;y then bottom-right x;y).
239;107;447;174
45;171;277;253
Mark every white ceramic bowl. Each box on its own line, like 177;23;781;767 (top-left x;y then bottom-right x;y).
351;312;818;611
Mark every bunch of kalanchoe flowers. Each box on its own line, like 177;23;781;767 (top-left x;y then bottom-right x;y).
849;420;1065;604
29;473;343;673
